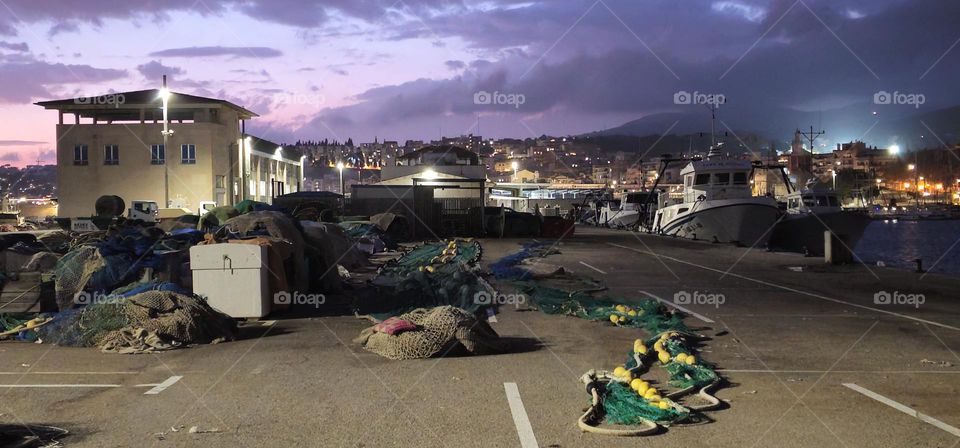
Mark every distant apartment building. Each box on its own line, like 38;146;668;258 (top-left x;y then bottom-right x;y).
36;89;303;217
379;145;485;184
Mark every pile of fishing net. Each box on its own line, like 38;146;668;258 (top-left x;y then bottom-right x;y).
38;290;237;354
355;305;502;360
579;333;721;436
366;239;489;318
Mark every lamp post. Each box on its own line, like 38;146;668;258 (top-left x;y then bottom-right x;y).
336;161;345;196
159;76;173;208
511;160;518;182
831;169;837;190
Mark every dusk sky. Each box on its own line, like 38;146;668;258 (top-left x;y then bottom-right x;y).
1;0;958;166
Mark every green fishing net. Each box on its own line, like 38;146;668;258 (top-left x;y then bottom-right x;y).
518;284;689;335
602;381;688;424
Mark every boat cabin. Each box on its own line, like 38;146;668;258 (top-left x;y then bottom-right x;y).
678;160;754;204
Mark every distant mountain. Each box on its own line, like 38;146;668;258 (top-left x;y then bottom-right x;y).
583;104;960;154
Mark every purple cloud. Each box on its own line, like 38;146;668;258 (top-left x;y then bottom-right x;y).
149;46;283;58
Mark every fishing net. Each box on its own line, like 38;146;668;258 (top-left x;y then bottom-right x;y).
519;284;689;335
602;381;688;424
366;239;488;319
53;246;107;310
489;241;559;280
37;291;237;353
355;305;502;360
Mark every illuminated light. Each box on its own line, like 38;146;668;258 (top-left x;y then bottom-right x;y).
511;161;518;170
888;144;900;154
876;179;882;184
336;161;344;170
422;169;438;179
908;164;915;170
158;87;171;100
903;182;911;189
936;183;944;190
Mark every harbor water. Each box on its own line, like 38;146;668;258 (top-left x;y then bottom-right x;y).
854;219;960;276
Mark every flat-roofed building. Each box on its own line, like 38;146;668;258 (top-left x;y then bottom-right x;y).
35;89;303;217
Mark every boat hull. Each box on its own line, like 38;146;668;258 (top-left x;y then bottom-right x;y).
656;198;780;247
769;210;872;255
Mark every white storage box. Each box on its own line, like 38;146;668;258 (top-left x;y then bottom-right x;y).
190;243;271;318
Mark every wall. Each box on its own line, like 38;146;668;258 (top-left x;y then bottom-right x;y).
56;121;234;217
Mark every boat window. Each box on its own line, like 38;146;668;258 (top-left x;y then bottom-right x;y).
828;196;840;207
802;195;815;206
694;174;711;185
789;198;799;208
816;196;830;206
732;172;748;185
678;208;689;214
714;173;730;185
685;175;692;187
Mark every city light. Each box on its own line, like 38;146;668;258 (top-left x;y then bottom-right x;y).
888;144;900;154
422;169;438;179
908;164;916;170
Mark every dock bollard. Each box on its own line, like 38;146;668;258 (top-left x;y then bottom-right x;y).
824;231;853;265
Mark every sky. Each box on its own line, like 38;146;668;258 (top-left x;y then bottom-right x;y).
0;0;958;166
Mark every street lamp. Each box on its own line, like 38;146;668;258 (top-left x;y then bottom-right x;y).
831;169;837;190
159;76;173;208
511;160;519;182
336;161;344;196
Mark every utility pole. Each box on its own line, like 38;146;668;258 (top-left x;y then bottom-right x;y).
159;75;173;208
798;125;826;155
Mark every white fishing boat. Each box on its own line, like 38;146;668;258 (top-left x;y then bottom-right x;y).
598;191;655;229
651;147;780;246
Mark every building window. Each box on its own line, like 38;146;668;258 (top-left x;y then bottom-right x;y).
104;145;119;165
215;175;225;189
181;144;196;164
151;144;165;165
73;144;88;165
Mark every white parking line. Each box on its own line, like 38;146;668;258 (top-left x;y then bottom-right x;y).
639;289;715;323
578;261;607;274
504;382;539;448
144;375;183;395
0;384;121;388
843;383;960;437
610;243;960;331
0;371;139;375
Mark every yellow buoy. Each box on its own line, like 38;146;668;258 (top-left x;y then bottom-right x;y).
685;355;696;365
615;305;626;313
630;378;644;390
648;394;662;402
636;382;649;395
658;351;671;364
627;310;637;316
609;314;619;324
643;388;657;399
634;340;647;354
613;366;627;378
657;401;670;410
424;266;435;273
675;353;687;363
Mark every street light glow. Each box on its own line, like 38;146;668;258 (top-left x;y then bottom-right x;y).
422;169;438;179
336;161;344;170
158;87;171;100
888;144;900;154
